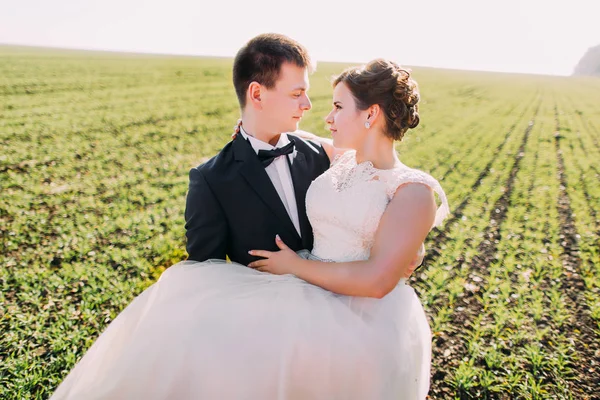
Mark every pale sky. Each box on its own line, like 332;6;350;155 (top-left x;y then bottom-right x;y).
0;0;598;76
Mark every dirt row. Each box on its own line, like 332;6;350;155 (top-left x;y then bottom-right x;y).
427;103;539;398
553;105;600;399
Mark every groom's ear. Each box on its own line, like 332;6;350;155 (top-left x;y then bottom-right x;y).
248;81;263;110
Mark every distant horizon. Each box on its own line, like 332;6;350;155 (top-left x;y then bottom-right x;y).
2;0;599;78
1;41;589;79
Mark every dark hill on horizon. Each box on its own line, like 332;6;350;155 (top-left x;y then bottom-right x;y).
573;44;600;76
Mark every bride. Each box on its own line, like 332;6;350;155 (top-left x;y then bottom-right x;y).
51;59;449;400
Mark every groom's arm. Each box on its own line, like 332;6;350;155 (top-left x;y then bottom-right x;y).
184;168;228;262
292;130;348;162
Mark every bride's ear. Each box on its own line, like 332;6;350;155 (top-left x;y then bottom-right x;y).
366;104;381;126
248;81;263;110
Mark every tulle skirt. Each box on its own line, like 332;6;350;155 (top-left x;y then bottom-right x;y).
51;257;431;399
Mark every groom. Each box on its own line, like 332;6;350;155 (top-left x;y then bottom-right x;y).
184;33;330;265
184;33;423;271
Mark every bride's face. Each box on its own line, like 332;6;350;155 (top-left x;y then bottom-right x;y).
325;83;367;149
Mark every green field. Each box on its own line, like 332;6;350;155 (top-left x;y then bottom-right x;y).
1;45;599;399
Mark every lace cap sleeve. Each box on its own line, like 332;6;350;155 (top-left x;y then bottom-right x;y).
386;168;450;228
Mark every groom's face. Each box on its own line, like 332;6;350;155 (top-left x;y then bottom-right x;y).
260;63;312;134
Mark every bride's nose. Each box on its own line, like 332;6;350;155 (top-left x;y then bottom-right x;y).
325;110;334;124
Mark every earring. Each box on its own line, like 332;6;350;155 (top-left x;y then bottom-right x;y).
365;121;371;129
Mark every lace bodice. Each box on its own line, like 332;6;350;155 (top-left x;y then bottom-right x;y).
306;150;450;263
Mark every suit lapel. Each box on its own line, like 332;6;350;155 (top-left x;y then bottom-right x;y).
287;143;313;247
233;136;300;240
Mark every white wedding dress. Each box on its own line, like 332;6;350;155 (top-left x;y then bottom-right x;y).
51;150;449;400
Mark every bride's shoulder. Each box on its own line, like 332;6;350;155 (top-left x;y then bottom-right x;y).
385;165;450;228
388;164;439;185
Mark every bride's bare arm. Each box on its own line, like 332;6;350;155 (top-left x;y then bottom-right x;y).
248;183;436;298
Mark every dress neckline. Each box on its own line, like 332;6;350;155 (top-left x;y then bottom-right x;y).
348;150;405;172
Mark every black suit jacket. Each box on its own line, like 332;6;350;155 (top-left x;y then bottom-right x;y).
184;134;330;265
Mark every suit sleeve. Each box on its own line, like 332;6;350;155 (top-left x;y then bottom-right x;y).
184;168;228;262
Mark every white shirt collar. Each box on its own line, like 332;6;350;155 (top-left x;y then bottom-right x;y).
239;126;290;155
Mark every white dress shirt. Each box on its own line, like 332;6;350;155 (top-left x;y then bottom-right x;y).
239;127;301;237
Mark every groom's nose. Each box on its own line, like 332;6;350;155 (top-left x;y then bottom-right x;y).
300;93;312;111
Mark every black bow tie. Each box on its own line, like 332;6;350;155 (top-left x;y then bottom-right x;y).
257;140;295;167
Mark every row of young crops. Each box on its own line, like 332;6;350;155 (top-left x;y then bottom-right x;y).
1;46;599;398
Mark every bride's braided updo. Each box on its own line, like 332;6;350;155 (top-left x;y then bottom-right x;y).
333;59;420;141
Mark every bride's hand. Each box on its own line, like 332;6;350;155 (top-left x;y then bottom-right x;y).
248;235;301;275
231;119;242;139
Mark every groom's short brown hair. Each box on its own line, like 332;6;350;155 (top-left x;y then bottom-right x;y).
233;33;313;109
